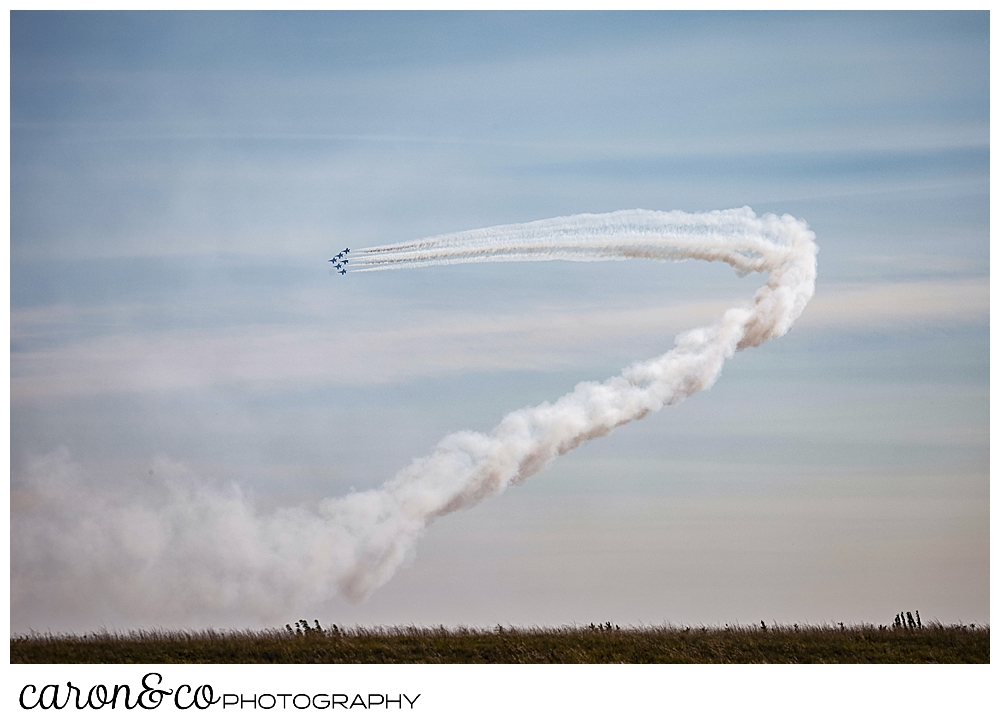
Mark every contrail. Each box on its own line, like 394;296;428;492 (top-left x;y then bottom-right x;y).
333;207;816;599
12;207;816;628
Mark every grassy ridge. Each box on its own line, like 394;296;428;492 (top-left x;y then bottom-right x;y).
11;623;988;664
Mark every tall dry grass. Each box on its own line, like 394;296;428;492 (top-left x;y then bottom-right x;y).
11;621;988;664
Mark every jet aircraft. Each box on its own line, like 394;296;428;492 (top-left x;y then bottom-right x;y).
330;248;350;275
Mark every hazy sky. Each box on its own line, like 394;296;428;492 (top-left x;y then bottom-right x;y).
10;11;988;632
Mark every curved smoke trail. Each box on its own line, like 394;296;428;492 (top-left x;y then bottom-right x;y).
12;207;816;627
332;207;817;600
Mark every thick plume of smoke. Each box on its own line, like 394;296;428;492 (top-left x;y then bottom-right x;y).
338;207;816;599
12;451;360;629
11;207;816;629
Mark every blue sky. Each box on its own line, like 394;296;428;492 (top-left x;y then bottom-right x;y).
10;11;988;631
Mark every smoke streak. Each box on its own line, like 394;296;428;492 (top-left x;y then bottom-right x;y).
350;208;779;275
12;207;816;628
332;208;816;599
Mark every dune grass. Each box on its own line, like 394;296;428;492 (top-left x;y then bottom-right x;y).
11;620;988;664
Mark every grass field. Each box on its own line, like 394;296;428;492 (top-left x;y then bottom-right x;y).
11;620;988;663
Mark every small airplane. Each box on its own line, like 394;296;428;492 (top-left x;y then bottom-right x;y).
339;268;347;275
343;247;350;253
342;259;348;264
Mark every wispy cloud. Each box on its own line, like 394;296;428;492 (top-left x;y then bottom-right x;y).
12;277;986;402
799;278;988;328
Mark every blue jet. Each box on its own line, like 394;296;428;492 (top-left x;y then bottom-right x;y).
331;248;351;273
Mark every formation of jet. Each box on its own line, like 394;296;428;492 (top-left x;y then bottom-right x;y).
329;248;350;274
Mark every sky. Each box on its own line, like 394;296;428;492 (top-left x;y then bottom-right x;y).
9;10;989;633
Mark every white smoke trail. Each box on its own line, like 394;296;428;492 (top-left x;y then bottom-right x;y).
350;207;779;275
12;207;816;628
333;207;817;599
